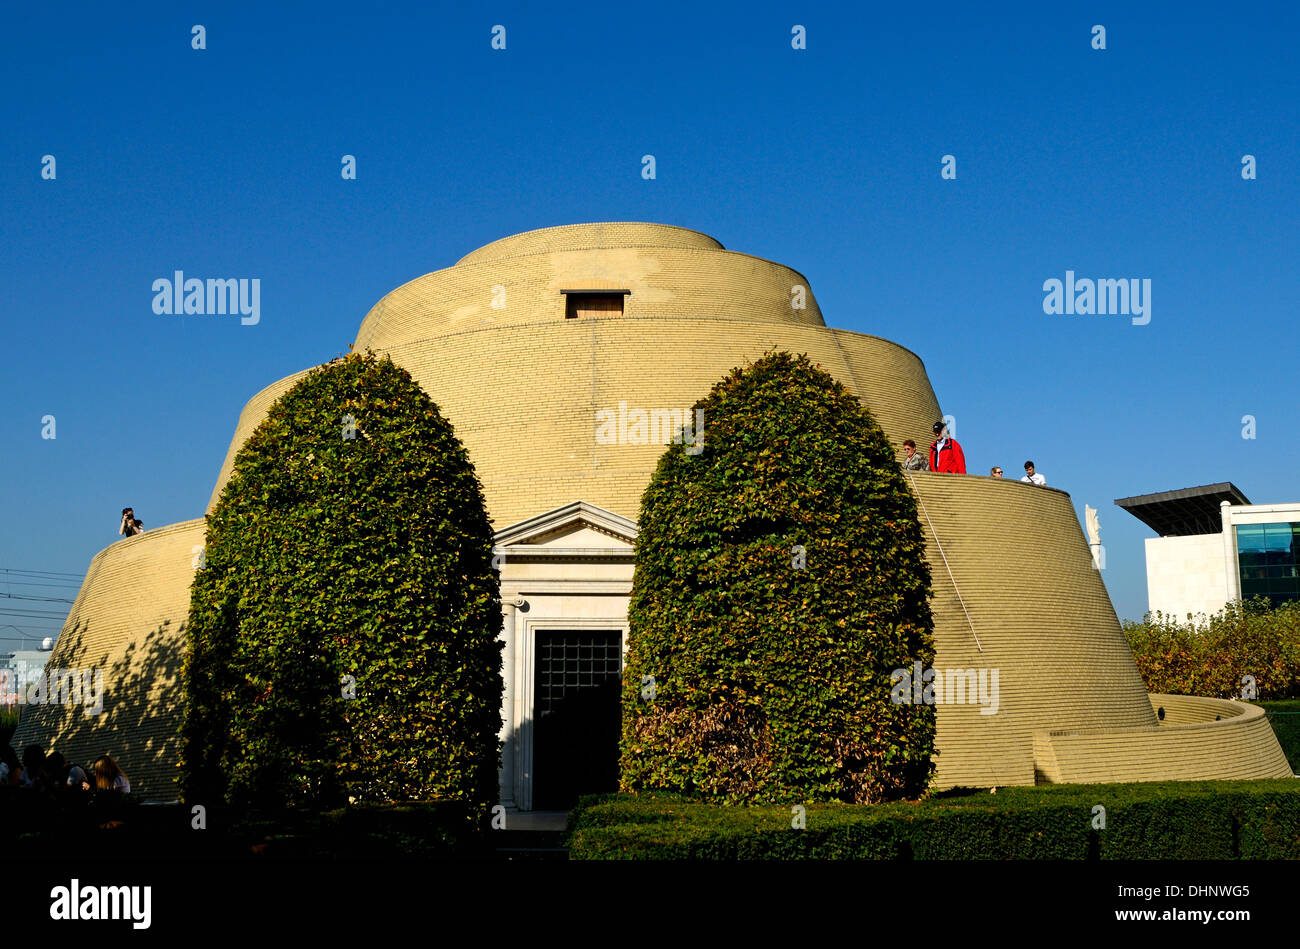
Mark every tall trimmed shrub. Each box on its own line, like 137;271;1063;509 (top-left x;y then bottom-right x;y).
620;352;935;804
180;352;501;816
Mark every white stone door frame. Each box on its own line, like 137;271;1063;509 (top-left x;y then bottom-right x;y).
512;614;629;812
492;501;637;812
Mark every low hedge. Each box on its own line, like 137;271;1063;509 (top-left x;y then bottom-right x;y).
567;782;1300;859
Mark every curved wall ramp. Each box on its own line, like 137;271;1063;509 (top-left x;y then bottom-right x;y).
1035;695;1293;783
11;520;205;799
907;472;1292;788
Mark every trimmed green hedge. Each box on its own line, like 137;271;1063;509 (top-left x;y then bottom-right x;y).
1261;700;1300;771
180;352;502;819
621;352;935;805
1125;599;1300;700
568;783;1300;859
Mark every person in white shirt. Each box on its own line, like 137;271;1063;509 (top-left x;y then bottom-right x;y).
1021;461;1046;485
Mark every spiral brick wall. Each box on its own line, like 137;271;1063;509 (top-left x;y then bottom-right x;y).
11;519;205;798
906;472;1291;787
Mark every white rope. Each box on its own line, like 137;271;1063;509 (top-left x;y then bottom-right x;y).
907;470;982;653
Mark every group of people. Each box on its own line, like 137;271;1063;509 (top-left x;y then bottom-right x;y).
0;743;130;796
901;421;1047;485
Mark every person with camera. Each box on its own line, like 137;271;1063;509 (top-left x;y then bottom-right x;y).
119;507;143;537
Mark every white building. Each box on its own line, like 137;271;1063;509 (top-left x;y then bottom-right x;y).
1;644;54;705
1116;483;1300;621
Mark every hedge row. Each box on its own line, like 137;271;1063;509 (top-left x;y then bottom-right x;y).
1124;600;1300;700
567;783;1300;859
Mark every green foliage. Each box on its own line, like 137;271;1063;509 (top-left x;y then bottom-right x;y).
620;352;935;805
179;352;501;818
0;707;18;748
1124;599;1300;700
568;783;1300;859
1260;700;1300;771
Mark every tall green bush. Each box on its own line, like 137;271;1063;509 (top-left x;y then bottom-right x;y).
620;352;935;805
179;352;502;817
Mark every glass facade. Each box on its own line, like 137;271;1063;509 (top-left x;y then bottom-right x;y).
1236;521;1300;607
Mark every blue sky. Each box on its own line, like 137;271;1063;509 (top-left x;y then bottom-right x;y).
2;1;1297;647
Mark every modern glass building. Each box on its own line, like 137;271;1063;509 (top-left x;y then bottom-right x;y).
1117;483;1300;617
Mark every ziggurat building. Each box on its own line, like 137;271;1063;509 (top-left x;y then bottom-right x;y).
16;223;1292;804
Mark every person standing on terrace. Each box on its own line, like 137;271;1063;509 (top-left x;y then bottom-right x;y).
928;421;966;474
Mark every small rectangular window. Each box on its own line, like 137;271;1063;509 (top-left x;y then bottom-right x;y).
561;290;629;319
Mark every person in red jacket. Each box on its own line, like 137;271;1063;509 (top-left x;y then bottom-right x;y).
928;421;967;474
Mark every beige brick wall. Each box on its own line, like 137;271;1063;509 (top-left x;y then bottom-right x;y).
356;223;824;352
1035;695;1292;783
907;472;1293;788
11;519;205;798
456;221;724;265
906;473;1157;787
208;321;940;522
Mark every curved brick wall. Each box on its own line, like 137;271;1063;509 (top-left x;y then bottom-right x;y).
906;472;1292;788
209;322;941;524
1035;695;1293;783
11;519;205;799
907;473;1160;787
354;251;827;352
456;221;724;265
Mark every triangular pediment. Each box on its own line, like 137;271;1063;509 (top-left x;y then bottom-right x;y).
494;501;637;558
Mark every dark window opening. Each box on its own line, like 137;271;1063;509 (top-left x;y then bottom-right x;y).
561;290;629;319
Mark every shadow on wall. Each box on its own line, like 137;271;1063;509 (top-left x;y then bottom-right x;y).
11;618;186;800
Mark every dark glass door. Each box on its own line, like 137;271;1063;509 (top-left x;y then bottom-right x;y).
532;630;623;810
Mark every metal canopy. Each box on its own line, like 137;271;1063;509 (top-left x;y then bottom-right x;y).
1114;482;1250;537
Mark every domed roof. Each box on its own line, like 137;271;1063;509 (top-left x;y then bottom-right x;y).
456;222;724;266
354;221;824;350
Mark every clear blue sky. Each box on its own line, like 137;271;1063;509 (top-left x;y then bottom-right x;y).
3;1;1297;648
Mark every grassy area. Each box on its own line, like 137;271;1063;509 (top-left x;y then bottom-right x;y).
567;781;1300;860
1261;699;1300;772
